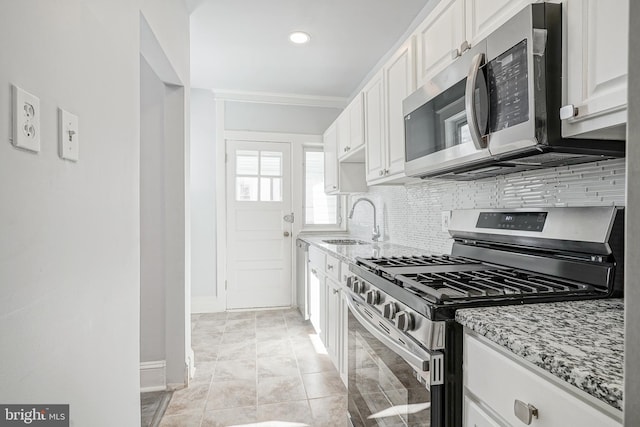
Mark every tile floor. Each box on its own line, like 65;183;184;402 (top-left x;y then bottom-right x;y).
141;390;172;427
159;309;348;427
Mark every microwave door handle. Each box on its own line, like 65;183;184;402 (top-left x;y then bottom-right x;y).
465;53;488;150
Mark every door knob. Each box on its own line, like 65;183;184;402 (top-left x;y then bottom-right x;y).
283;231;290;237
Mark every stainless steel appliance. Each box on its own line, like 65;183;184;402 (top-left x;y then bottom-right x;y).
402;3;624;180
346;206;624;426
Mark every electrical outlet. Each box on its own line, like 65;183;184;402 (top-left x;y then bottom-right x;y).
58;108;79;161
441;211;451;232
12;85;41;152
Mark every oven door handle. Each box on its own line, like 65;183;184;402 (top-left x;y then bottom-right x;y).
345;293;431;372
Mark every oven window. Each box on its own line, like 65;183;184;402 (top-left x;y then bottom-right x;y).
348;311;431;426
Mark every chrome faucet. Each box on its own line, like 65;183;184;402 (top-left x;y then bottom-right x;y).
348;198;381;242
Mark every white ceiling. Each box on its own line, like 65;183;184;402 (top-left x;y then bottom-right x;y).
188;0;431;99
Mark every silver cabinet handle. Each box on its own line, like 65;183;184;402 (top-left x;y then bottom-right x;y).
327;264;334;270
514;400;538;425
465;52;489;150
451;48;460;59
332;289;340;295
283;231;290;237
378;170;383;176
460;40;470;54
560;104;579;120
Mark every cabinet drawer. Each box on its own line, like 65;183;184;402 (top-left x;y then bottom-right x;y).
325;254;340;281
309;246;326;271
464;332;621;427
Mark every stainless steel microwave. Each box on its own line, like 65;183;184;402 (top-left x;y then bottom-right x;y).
403;3;624;180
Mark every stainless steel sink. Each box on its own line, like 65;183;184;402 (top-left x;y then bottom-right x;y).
322;239;370;245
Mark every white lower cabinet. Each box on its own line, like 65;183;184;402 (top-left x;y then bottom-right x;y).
307;249;349;387
463;329;622;427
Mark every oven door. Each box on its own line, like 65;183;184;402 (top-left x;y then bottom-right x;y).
346;294;438;427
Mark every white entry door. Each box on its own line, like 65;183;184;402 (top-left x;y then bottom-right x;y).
226;140;293;309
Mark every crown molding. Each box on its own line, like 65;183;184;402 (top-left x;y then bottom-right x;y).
210;89;348;109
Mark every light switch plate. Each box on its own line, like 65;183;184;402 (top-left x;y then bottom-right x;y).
12;84;41;152
441;211;451;232
58;108;79;161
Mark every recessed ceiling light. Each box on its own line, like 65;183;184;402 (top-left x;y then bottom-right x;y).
289;31;311;45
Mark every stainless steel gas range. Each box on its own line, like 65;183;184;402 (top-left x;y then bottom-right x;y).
345;207;624;427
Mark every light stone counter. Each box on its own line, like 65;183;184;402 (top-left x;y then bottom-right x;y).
456;299;624;411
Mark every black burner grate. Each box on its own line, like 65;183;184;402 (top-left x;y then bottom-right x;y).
397;268;596;302
358;255;480;268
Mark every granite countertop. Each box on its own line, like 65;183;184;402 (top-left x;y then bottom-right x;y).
456;299;624;411
297;234;431;263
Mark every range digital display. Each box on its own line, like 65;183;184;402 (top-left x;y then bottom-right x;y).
476;211;547;232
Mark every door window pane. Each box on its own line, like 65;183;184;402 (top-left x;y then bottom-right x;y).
236;177;258;201
237;150;259;175
235;148;284;202
304;149;338;225
261;152;282;176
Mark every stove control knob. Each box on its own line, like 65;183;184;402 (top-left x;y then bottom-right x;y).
395;311;414;332
365;289;380;305
382;302;397;320
352;279;364;294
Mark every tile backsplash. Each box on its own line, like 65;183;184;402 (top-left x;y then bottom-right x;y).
347;158;626;254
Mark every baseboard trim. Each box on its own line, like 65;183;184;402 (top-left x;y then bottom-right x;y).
140;360;166;392
191;296;225;313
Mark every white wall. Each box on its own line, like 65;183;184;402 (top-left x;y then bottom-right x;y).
190;90;218;309
225;101;341;134
0;1;189;426
140;56;167;363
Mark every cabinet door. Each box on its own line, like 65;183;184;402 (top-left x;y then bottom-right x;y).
465;0;532;45
323;124;339;194
349;93;365;153
563;0;628;139
415;0;465;86
319;276;329;347
337;110;350;158
385;37;415;177
308;267;323;334
364;70;386;182
326;279;340;367
339;289;349;387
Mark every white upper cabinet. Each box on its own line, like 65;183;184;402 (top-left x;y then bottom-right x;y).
385;37;415;178
562;0;629;139
416;0;534;87
464;0;534;45
323;123;338;194
416;0;466;86
324;121;368;195
364;38;416;185
338;93;365;161
363;70;386;182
